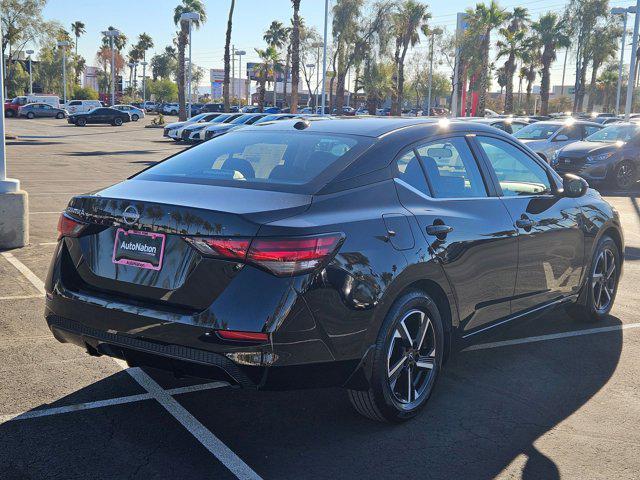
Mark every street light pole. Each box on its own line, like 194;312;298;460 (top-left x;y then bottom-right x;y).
180;12;200;118
102;29;120;106
612;7;633;114
141;61;148;104
625;1;640;120
427;28;443;116
236;50;246;107
321;0;329;115
306;63;315;107
315;44;321;110
26;50;34;95
0;27;28;249
57;41;70;104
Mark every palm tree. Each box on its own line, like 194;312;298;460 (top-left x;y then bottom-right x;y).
391;0;430;116
264;21;288;106
586;22;621;112
465;1;508;115
520;37;540;113
174;0;207;120
70;21;86;56
132;34;153;96
102;26;127;51
223;0;235;112
254;46;280;111
532;12;569;116
496;7;528;113
290;0;302;113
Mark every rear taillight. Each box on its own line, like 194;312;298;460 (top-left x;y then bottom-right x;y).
57;213;87;240
216;330;268;342
184;233;344;277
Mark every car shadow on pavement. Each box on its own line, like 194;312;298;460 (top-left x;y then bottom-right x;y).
0;313;623;479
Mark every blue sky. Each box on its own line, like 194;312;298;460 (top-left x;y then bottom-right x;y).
41;0;639;88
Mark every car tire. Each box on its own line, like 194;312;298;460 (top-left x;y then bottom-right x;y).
131;114;139;121
347;290;444;423
610;160;636;190
5;109;15;118
76;118;86;127
26;112;34;119
56;112;64;119
170;110;177;115
114;118;123;126
567;235;620;323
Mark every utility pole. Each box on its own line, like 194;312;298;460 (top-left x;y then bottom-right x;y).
26;50;34;95
427;28;443;116
57;41;70;104
625;0;640;120
141;61;148;103
560;47;569;96
321;0;329;115
612;7;633;114
236;50;246;107
232;44;235;103
102;29;120;106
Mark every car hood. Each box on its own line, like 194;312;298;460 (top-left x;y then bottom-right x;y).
518;139;550;149
559;140;624;157
204;123;235;132
164;121;187;129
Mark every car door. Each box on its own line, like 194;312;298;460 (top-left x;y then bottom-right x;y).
474;135;585;314
41;104;54;117
394;135;519;333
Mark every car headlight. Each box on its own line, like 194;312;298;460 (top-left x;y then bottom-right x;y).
586;152;614;163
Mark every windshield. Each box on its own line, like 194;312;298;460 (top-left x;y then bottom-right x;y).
586;124;640;143
230;114;254;125
513;123;561;140
189;113;208;122
136;130;371;193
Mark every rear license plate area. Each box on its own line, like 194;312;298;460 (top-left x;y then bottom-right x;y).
112;228;166;271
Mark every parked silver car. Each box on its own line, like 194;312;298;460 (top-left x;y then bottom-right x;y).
513;119;603;163
113;104;145;121
18;102;67;119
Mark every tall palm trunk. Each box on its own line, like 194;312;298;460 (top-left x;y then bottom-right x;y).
290;0;301;113
477;32;490;116
587;61;601;112
540;52;552;116
283;45;291;107
223;0;235;113
391;41;401;116
258;76;266;111
504;54;515;113
177;22;188;121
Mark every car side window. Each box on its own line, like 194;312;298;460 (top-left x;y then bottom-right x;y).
492;122;508;132
69;101;80;106
510;122;526;133
477;136;552;196
415;137;487;198
396;150;431;195
557;125;581;140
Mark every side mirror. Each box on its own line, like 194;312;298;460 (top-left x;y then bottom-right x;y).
554;134;569;142
562;173;589;198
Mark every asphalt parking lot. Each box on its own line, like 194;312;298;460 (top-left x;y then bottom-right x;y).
1;116;640;480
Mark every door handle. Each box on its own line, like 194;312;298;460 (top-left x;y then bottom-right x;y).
426;224;453;237
515;216;535;230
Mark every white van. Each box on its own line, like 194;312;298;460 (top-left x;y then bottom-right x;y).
65;100;102;114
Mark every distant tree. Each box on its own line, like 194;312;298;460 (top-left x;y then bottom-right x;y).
496;7;529;113
147;78;179;102
72;85;98;100
70;21;86;56
150;46;177;81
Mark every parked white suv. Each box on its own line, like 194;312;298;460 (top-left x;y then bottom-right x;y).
65;100;102;114
162;103;180;115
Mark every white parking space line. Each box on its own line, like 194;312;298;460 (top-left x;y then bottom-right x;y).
0;252;46;295
124;366;262;480
0;258;258;479
464;322;640;352
30;211;61;215
0;294;44;301
0;382;228;426
38;242;58;246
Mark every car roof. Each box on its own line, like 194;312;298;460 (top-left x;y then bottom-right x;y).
240;116;509;138
527;119;602;127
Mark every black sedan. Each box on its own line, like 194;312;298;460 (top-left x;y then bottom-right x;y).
68;107;131;127
553;122;640;190
46;118;623;422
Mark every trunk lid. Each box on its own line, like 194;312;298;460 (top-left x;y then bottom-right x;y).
62;180;311;311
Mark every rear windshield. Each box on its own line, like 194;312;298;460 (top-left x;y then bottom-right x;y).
135;130;372;193
514;123;561;140
586;124;640;143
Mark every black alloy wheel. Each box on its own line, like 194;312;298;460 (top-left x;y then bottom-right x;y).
348;290;444;422
613;161;636;190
